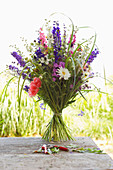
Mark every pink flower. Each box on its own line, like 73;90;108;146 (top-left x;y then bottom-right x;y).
71;51;73;54
59;62;65;68
52;77;56;82
70;84;73;89
54;63;59;68
39;28;48;48
68;33;76;48
53;68;57;72
52;72;59;77
28;77;41;97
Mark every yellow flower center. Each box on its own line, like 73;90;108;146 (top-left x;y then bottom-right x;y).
62;71;66;75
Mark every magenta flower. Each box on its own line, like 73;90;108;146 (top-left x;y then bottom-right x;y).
59;62;65;68
52;72;58;77
52;77;56;81
54;63;59;68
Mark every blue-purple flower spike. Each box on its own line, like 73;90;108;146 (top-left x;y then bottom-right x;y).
35;48;45;60
86;49;99;65
52;22;62;62
11;52;26;67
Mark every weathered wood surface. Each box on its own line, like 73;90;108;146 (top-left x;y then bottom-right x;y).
0;137;113;170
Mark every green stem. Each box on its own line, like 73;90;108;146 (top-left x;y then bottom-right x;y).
44;80;60;113
42;114;74;142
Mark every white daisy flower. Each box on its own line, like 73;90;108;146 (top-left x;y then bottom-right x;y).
40;54;51;65
57;67;71;80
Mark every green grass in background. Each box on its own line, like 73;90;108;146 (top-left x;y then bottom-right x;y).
0;72;113;141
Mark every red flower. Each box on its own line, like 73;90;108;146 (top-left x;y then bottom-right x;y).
33;77;42;87
28;77;41;97
29;89;39;97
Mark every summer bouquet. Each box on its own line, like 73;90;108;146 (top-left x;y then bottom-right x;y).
8;13;99;141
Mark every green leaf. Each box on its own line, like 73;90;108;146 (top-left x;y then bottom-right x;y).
51;147;59;153
67;100;76;105
78;90;87;101
17;64;30;113
72;38;91;59
84;32;97;66
66;144;79;149
70;56;76;88
1;76;15;103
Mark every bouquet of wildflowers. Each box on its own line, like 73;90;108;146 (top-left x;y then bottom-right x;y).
8;14;99;141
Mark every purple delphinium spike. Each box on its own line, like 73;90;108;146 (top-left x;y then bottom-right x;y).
22;72;27;79
9;64;32;80
9;65;19;72
86;49;99;65
35;48;45;60
9;65;22;76
11;52;26;67
52;21;62;63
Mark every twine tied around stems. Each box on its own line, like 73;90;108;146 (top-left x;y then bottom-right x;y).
54;113;62;116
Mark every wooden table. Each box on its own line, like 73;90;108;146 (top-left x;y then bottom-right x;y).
0;137;113;169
